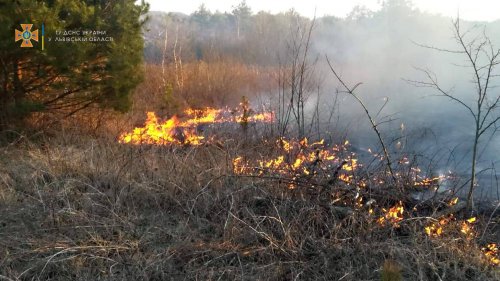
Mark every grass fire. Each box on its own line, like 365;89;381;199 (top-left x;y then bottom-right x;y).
1;1;499;280
119;107;273;146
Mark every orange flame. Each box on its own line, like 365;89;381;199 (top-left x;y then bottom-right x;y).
377;201;404;227
232;138;360;188
448;197;459;206
414;175;446;187
482;244;500;266
236;112;274;123
460;217;477;238
425;217;451;238
119;107;274;146
119;112;204;146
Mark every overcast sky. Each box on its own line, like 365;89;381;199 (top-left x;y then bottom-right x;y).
145;0;500;21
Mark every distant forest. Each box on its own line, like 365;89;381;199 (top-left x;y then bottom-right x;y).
143;0;500;66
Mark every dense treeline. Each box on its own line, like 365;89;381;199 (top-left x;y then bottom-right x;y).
143;0;500;67
143;1;296;65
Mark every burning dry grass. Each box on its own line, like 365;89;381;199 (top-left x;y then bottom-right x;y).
119;107;273;146
0;132;499;280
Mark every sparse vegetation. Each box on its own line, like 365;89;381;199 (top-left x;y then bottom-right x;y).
409;18;500;213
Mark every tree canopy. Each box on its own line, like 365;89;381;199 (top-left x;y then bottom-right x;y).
0;0;148;122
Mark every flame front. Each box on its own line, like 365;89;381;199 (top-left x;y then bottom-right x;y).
119;112;204;145
233;137;360;188
119;107;274;146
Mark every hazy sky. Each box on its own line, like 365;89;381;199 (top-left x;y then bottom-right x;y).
146;0;500;21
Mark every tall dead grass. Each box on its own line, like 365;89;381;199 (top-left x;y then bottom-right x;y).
0;132;498;280
134;61;276;116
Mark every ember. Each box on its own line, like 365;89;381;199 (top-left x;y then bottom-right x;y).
232;137;359;188
460;217;477;238
482;244;500;266
377;201;404;227
424;217;451;238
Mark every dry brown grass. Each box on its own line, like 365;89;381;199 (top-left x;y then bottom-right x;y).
0;130;499;281
134;61;276;116
0;55;496;280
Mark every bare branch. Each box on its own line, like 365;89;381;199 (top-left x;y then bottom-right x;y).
410;40;464;54
375;97;389;119
326;55;397;184
412;67;477;120
479;116;500;138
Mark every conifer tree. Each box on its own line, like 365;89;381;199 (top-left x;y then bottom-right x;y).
0;0;149;120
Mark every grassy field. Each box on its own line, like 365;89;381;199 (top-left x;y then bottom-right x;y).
2;2;500;280
0;127;498;280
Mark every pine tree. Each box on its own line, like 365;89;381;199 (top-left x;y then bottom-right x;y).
0;0;149;121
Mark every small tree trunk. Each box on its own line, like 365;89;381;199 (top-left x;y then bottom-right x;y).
236;18;240;40
467;132;479;213
13;60;24;101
